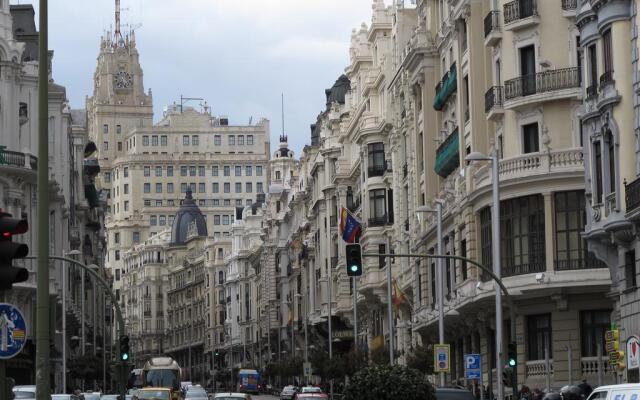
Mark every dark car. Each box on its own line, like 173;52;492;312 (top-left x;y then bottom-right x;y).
436;388;476;400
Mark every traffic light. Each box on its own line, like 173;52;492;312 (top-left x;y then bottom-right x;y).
0;212;29;290
345;244;363;277
502;366;515;388
508;342;517;367
119;335;130;361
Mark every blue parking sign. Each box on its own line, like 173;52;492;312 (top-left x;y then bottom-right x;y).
464;354;481;379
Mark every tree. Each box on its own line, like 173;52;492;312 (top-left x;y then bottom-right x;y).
406;343;434;375
344;364;435;400
370;345;391;365
343;349;368;377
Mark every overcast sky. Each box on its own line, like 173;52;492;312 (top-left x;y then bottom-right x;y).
19;0;384;155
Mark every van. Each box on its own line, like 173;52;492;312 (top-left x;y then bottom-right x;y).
587;383;640;400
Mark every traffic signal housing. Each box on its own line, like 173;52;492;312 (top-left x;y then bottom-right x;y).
0;212;29;290
119;335;130;362
508;342;517;367
345;244;363;277
502;366;515;388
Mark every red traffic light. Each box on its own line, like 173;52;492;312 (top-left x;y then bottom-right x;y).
0;212;28;237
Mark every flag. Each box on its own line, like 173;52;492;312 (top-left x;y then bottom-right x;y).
392;279;408;311
339;207;361;243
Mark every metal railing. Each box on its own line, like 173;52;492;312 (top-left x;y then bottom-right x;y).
626;176;640;213
555;254;606;271
368;214;391;227
485;86;504;113
504;0;538;24
504;67;580;100
484;10;501;37
586;84;598;99
561;0;577;10
599;70;614;90
368;164;386;177
502;261;545;277
0;148;37;170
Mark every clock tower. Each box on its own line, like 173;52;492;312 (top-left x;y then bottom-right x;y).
87;0;153;189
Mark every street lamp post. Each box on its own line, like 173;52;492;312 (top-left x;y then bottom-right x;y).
416;201;445;387
466;150;504;400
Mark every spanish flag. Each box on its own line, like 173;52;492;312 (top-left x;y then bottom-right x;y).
392;279;408;311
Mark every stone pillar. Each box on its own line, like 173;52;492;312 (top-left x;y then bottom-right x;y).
543;192;555;273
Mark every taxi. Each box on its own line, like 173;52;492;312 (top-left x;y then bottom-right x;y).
134;387;174;400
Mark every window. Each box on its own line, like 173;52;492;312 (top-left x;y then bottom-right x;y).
581;310;611;357
104;171;111;182
367;142;386;177
607;131;616;195
224;166;230;176
192;135;199;146
527;314;551;360
103;124;109;134
124;184;129;194
114;232;120;244
155;183;162;193
133;231;140;243
199;183;206;193
522;123;539;153
256;166;263;176
247;135;254;145
150;215;157;226
190;183;196;193
626;250;637;289
123;167;129;178
214;135;221;145
167;183;174;193
212;166;219;176
229;135;235;145
520;45;536;95
246;166;252;176
189;166;196;176
500;195;545;276
369;189;386;223
115;250;120;261
236;199;243;207
117;142;122;151
143;135;149;146
102;141;108;151
144;166;150;177
213;199;220;206
480;207;492;279
235;183;242;193
116;124;122;134
144;183;150;193
235;166;242;176
214;215;221;225
155;166;162;177
594;141;603;203
183;135;190;145
159;215;166;226
257;182;263;193
161;135;168;146
152;135;158;146
167;166;173;176
213;183;219;193
246;183;252;193
238;135;244;145
144;199;151;206
181;166;188;176
224;183;230;193
223;215;230;225
275;171;281;180
246;199;252;206
224;199;231;206
181;183;188;193
603;29;613;75
588;44;598;87
555;191;602;270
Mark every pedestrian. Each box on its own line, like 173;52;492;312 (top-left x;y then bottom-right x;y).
521;385;532;400
533;388;544;400
578;379;593;399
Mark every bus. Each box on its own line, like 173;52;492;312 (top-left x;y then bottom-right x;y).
238;369;260;394
142;357;183;399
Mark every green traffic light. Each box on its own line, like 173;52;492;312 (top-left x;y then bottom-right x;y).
350;265;358;272
122;353;129;361
508;358;516;367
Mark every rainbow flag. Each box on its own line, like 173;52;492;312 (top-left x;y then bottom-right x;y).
339;207;361;243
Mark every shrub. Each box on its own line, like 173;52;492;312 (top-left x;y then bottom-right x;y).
344;364;435;400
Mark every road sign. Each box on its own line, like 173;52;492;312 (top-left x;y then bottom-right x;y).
303;362;312;377
628;336;640;370
434;344;450;373
0;303;26;359
464;353;481;379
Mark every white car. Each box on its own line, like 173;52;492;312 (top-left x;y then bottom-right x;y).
214;393;251;400
300;387;323;394
13;386;36;399
280;386;298;400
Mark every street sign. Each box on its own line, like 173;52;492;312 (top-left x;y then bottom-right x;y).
434;344;450;373
0;303;26;359
464;353;481;379
627;336;640;370
303;362;312;377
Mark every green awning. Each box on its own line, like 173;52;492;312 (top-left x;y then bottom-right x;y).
434;130;460;177
433;66;458;111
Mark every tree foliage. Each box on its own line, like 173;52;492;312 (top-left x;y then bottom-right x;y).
344;364;435;400
406;343;434;375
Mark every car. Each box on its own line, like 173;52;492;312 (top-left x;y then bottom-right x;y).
185;386;208;400
281;386;298;400
587;383;640;400
300;387;323;394
82;393;102;400
13;385;36;399
435;388;476;400
101;395;121;400
213;393;251;400
296;394;328;400
51;396;81;400
134;387;173;400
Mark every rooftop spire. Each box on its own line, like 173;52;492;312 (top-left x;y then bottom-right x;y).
114;0;122;42
280;93;287;143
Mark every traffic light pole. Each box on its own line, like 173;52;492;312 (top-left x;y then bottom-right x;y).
26;256;127;397
361;252;517;394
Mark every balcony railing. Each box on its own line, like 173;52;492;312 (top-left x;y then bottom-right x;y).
555;253;606;271
586;84;598;99
434;128;460;178
0;147;38;170
561;0;577;10
625;176;640;213
368;214;392;227
502;262;545;277
433;63;457;111
504;67;580;100
599;70;614;90
484;86;504;113
484;10;500;37
368;163;386;177
504;0;538;24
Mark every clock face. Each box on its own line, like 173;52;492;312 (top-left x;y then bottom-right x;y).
114;70;133;89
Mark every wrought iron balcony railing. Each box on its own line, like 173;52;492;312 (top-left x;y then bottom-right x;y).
368;163;386;177
504;67;580;100
484;10;501;37
368;214;393;227
484;86;504;113
561;0;577;10
625;176;640;213
599;70;614;90
502;261;545;277
504;0;538;24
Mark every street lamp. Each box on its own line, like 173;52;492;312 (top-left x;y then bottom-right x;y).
61;249;81;393
466;150;504;400
415;201;445;387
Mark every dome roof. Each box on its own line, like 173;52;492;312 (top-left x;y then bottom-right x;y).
170;188;208;245
325;74;351;108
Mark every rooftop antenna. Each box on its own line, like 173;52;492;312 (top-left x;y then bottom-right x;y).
280;93;287;143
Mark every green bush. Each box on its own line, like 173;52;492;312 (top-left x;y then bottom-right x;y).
344;364;435;400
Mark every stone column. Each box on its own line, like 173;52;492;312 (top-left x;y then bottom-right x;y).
543;192;555;273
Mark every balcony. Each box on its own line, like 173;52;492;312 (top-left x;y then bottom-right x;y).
503;262;545;277
504;67;580;109
0;147;38;172
625;176;640;218
599;70;614;91
504;0;539;30
368;163;386;178
483;11;502;47
561;0;577;10
434;128;460;178
586;84;598;99
368;214;393;228
484;86;504;120
433;63;457;111
554;254;606;271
